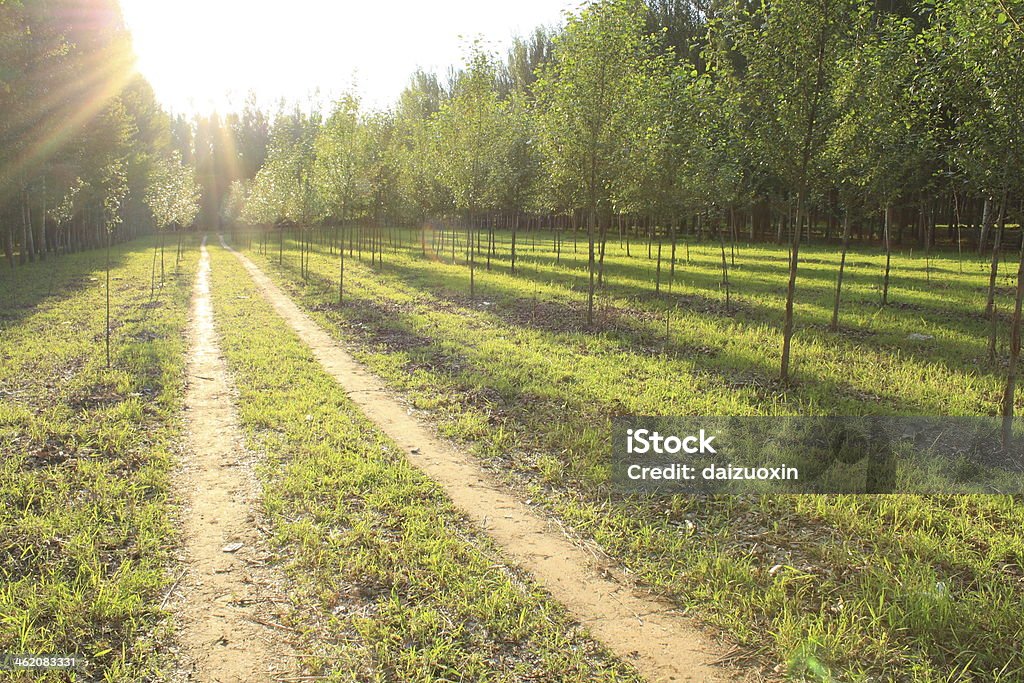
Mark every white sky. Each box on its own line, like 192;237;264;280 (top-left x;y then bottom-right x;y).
119;0;581;116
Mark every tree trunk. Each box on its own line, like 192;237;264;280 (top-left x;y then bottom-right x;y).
978;196;994;254
106;230;112;369
655;240;663;294
587;206;596;326
719;221;730;312
987;195;1009;361
780;193;803;382
468;212;476;299
511;213;518;274
985;194;1008;317
831;208;852;331
669;221;677;293
882;203;892;306
339;217;346;304
1002;240;1024;450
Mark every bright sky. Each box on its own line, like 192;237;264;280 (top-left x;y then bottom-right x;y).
119;0;581;116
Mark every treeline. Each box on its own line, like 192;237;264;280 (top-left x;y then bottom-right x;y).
0;0;208;266
227;0;1024;286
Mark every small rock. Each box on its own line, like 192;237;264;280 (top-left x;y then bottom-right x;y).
222;542;244;553
907;333;934;341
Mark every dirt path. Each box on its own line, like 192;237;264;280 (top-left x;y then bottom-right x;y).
170;237;296;682
223;238;735;683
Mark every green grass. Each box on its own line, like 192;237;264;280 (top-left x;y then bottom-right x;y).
232;225;1024;682
206;242;642;682
0;237;197;681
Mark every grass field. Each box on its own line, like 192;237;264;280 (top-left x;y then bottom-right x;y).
206;242;643;682
234;225;1024;682
0;238;197;681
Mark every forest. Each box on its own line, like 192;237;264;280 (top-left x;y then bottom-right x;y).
2;0;1024;681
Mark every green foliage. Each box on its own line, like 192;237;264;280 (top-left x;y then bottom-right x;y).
533;0;660;219
144;151;201;230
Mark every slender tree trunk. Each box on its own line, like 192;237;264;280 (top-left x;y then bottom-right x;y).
729;206;737;266
655;241;663;294
105;230;112;369
669;221;677;293
979;196;994;254
719;222;730;312
780;193;803;383
831;208;852;331
986;193;1008;317
511;213;518;274
469;212;476;299
1002;239;1024;450
987;195;1009;361
24;193;36;263
882;203;892;306
587;205;596;326
339;217;346;304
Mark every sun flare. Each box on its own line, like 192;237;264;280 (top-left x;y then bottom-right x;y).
119;0;576;115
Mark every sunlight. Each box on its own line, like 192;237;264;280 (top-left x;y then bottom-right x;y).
119;0;578;115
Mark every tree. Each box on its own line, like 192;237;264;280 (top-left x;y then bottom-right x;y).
827;10;933;325
315;94;368;302
730;0;856;381
145;150;200;281
535;0;662;324
938;0;1024;446
433;45;504;297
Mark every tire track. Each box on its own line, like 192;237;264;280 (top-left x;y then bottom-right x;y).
172;237;295;682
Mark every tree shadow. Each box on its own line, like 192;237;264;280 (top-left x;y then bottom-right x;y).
266;248;954;418
349;250;1001;387
0;238;163;332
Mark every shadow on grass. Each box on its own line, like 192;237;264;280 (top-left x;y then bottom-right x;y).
0;237;169;332
265;250;947;419
341;249;1001;387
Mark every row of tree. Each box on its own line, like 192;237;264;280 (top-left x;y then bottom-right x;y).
224;0;1024;440
0;0;212;268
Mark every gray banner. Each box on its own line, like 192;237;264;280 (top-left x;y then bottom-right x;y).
611;417;1024;494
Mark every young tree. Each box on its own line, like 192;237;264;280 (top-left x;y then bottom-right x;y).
828;11;932;322
145;151;200;283
938;0;1024;445
731;0;856;381
433;46;503;297
534;0;662;324
315;94;368;302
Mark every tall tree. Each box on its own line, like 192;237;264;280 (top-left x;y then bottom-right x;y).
730;0;856;381
535;0;662;324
